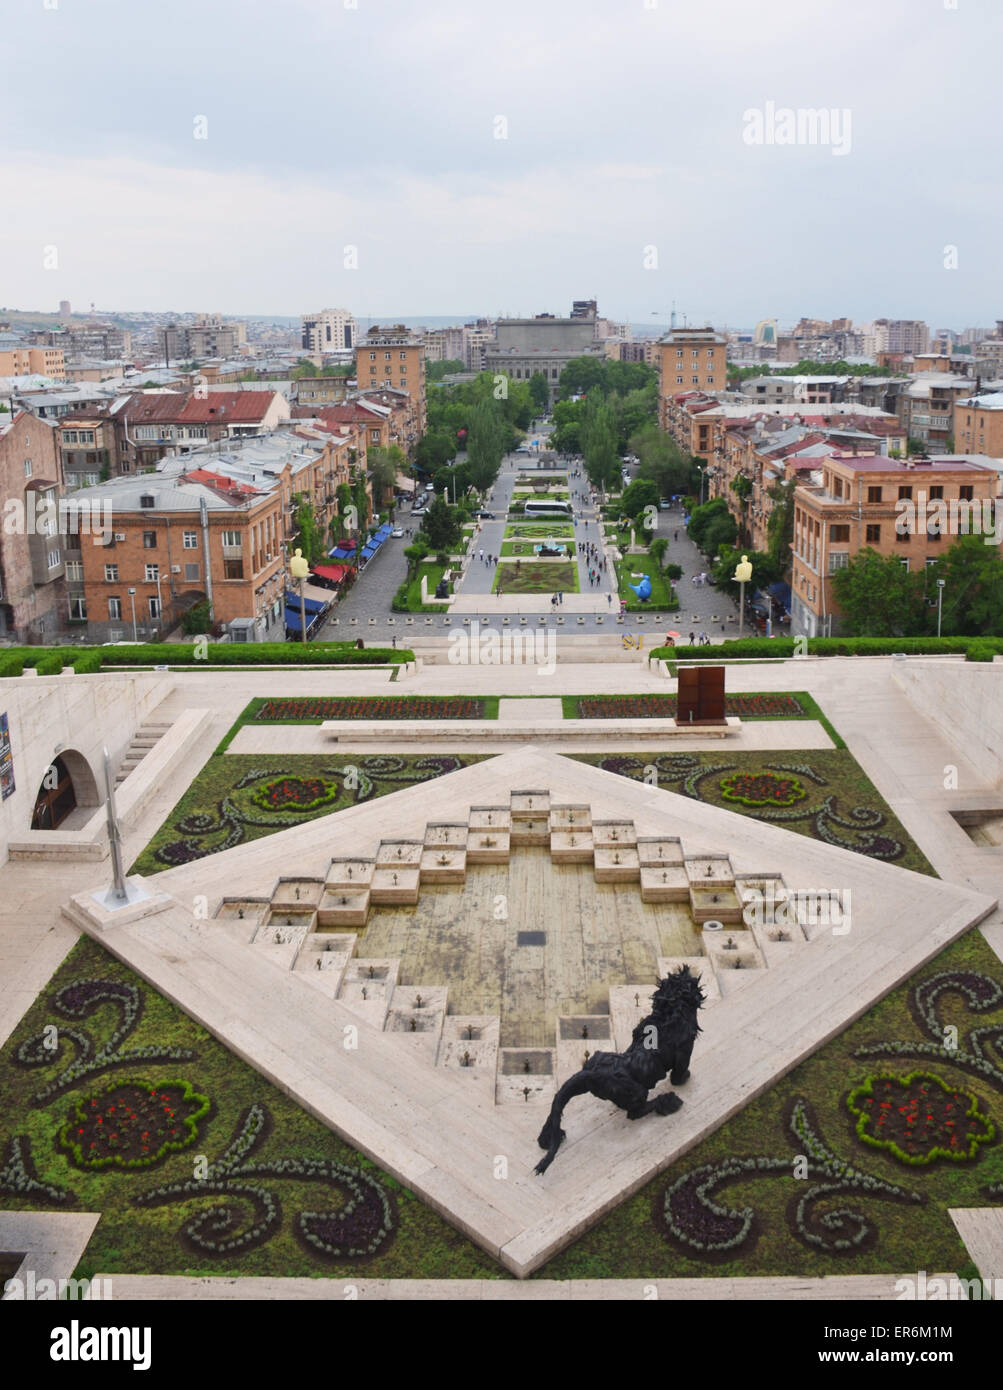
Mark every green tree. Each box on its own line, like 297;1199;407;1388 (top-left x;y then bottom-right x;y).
353;475;370;534
649;536;668;569
619;478;659;520
926;534;1003;635
466;397;506;490
528;371;550;414
581;394;619;492
730;474;753;546
368;445;404;508
765;478;795;576
710;546;778;593
688;496;737;556
420;495;461;552
830;548;926;636
291;493;324;565
425;358;465;382
630;423;696;499
291;359;320;378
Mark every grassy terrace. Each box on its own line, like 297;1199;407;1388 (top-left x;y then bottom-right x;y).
614;558;679;611
494;561;579;595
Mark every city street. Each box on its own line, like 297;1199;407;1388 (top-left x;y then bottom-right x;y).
317;419;743;643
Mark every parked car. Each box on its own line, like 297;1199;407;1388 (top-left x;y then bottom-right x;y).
391;527;404;537
411;505;425;516
658;499;671;510
475;510;495;520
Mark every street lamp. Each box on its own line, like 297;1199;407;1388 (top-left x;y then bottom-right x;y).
127;587;137;642
733;554;753;640
290;546;310;645
936;578;946;638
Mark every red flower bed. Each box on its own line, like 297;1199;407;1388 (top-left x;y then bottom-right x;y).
719;771;806;807
578;694;806;720
250;777;339;813
847;1072;995;1165
255;697;484;721
59;1080;210;1170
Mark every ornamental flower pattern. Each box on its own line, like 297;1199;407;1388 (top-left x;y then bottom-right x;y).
578;694;806;720
134;1103;396;1261
255;697;484;721
14;978;196;1104
719;771;806;808
592;754;906;862
60;1080;210;1170
153;756;471;867
846;1072;994;1166
249;777;339;814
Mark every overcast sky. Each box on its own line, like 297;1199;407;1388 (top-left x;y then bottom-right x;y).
2;0;1000;329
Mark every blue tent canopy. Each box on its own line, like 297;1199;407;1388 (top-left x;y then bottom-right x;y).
284;606;308;632
329;546;355;561
284;591;326;615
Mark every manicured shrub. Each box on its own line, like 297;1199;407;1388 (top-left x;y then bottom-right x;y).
0;653;24;678
33;651;64;676
73;651;102;674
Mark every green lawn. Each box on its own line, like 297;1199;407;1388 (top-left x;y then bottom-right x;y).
571;748;934;875
129;753;488;875
405;562;448;612
0;936;503;1282
614;558;679;611
504;523;574;540
494;561;579;595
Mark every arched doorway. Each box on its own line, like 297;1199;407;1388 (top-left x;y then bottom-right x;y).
30;749;100;831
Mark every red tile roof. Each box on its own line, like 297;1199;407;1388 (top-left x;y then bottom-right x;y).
118;391;278;425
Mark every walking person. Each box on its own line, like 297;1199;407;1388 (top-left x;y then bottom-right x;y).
479;548;484;562
607;593;612;607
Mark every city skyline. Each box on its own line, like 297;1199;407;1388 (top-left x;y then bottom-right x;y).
3;0;1001;322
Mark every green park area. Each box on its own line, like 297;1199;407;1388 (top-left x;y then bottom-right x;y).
493;561;579;595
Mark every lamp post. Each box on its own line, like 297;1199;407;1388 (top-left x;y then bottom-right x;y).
936;577;946;638
733;553;753;640
698;466;706;506
127;587;137;642
290;546;310;645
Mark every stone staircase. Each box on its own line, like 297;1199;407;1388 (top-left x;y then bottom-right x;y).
210;798;822;1106
115;721;172;785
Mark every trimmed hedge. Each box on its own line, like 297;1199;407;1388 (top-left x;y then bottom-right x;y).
0;641;412;674
651;636;1002;662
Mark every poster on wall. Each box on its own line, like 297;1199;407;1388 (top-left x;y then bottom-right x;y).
0;712;14;801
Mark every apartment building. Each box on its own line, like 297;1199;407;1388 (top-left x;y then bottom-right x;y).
954;392;1003;458
31;324;132;359
790;454;997;637
301;309;358;354
656;329;728;430
0;346;65;379
68;427;363;641
109;389;291;471
57;414;118;488
356;327;426;443
712;414;907;553
187;315;248;359
422;327;466;364
899;374;975;452
0;412;66;641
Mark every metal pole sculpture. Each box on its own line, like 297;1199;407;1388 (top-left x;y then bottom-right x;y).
103;746;127;901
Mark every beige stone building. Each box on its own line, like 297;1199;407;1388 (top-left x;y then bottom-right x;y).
789;453;998;637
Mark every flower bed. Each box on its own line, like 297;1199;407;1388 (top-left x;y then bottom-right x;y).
720;771;806;808
254;697;485;721
250;777;340;814
576;694;807;720
847;1072;995;1166
59;1080;210;1170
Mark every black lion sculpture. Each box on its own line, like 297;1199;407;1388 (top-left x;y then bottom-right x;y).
535;965;705;1175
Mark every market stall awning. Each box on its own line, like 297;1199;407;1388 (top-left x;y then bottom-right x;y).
284;590;327;615
312;564;348;584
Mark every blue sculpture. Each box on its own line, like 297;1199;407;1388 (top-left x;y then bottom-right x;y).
628;574;652;601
